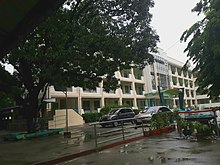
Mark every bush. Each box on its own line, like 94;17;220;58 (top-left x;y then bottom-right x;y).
99;104;128;115
151;113;170;130
82;112;102;123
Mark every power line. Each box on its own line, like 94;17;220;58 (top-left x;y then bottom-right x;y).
165;40;180;52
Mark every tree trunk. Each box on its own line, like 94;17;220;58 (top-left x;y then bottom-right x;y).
25;90;41;133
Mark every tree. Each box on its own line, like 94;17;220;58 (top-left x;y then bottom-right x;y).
0;0;159;133
181;0;220;99
0;92;14;109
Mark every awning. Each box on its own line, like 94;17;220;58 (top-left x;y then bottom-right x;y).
164;88;179;95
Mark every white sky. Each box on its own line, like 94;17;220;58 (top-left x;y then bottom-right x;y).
151;0;204;63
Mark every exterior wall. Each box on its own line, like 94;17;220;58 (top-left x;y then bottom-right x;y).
46;47;219;114
47;67;146;114
145;48;171;107
166;56;197;108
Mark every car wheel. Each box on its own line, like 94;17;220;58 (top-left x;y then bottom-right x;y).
113;121;118;127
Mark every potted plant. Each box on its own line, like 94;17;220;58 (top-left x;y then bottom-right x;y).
193;121;213;140
149;113;172;135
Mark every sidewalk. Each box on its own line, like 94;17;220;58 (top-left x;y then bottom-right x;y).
0;125;97;165
0;124;145;165
2;125;220;165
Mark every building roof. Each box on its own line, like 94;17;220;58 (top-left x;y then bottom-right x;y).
0;0;66;57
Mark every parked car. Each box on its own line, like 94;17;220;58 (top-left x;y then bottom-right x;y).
134;106;173;125
99;107;135;127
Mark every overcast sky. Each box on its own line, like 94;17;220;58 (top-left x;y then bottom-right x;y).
151;0;204;63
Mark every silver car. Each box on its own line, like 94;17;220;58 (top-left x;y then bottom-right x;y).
134;106;173;125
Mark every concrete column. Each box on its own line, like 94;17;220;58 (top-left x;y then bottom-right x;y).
100;81;105;108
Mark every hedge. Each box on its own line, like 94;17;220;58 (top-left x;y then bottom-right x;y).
82;112;102;123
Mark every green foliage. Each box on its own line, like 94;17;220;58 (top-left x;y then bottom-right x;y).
99;104;128;115
181;0;220;99
0;0;159;103
193;121;212;135
151;113;170;130
0;92;14;109
0;0;159;132
82;112;102;123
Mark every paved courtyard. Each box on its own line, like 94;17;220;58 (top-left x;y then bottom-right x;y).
1;125;220;165
59;132;220;165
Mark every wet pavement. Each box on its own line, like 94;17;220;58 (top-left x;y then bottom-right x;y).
1;124;220;165
59;132;220;165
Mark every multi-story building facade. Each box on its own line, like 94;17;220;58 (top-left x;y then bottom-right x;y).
167;56;197;108
144;48;170;107
47;67;147;114
47;48;219;115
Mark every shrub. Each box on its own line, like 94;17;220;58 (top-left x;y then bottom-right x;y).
151;113;170;130
82;112;102;123
193;121;212;136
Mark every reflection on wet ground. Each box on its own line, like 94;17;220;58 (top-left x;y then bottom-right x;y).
60;131;220;165
1;125;220;165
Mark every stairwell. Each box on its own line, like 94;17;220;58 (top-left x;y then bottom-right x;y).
48;109;84;129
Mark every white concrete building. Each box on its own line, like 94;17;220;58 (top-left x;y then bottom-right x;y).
47;48;199;114
46;48;219;128
47;67;147;115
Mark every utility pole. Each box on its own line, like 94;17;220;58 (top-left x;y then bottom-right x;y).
63;89;71;138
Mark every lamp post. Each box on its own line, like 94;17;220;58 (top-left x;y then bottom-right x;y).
54;85;71;138
63;89;71;138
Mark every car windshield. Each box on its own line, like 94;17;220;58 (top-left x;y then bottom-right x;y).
140;108;149;113
146;107;156;113
109;109;118;115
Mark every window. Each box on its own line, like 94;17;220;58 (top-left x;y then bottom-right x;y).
120;109;126;113
184;79;189;87
186;90;189;97
122;100;133;106
191;91;194;97
177;68;182;76
183;71;187;77
171;66;176;74
159;107;171;112
189;81;193;88
121;69;131;78
124;85;131;94
136;85;144;95
188;72;192;78
125;109;133;113
172;76;177;85
179;78;183;86
133;68;143;80
82;101;90;111
94;101;100;110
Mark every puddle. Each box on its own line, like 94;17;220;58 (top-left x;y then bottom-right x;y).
190;149;212;154
173;157;197;162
